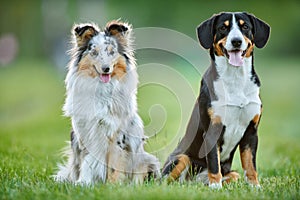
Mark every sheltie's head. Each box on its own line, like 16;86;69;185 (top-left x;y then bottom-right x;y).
70;20;134;83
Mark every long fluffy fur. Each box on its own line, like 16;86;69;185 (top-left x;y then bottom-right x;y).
54;20;160;185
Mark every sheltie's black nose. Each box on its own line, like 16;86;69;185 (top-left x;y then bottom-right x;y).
102;67;110;73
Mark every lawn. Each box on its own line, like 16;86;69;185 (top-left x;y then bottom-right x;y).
0;57;299;199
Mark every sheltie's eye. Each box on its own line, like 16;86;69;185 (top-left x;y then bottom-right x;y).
88;43;94;51
88;44;98;57
106;45;115;56
90;49;99;57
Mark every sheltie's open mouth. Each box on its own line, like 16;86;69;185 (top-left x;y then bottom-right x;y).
93;65;111;83
99;74;111;83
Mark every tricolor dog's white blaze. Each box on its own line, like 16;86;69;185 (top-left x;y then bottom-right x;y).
213;14;261;162
223;14;249;67
224;14;248;52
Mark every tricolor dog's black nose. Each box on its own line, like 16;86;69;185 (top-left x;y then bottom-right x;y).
102;67;110;73
231;38;242;48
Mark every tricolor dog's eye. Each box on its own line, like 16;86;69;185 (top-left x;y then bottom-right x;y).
219;25;228;32
242;24;249;30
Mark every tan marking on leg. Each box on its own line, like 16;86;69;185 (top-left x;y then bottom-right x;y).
208;108;222;125
240;148;259;185
223;171;240;184
107;139;127;183
252;114;261;128
208;148;222;184
253;107;262;128
208;172;222;184
107;168;119;183
167;154;190;182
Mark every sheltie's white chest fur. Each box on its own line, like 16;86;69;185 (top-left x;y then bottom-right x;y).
63;68;138;140
212;57;261;162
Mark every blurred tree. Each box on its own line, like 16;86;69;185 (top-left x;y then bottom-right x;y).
0;1;43;59
0;0;299;63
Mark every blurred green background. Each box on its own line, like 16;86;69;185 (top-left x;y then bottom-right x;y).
0;0;300;180
1;0;300;60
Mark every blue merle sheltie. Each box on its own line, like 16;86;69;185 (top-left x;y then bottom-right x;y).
54;20;160;185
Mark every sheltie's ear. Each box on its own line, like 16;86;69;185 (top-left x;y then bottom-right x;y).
73;24;99;48
105;20;131;36
105;20;133;53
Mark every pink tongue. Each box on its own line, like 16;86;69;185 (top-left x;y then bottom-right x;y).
228;51;243;66
100;74;111;83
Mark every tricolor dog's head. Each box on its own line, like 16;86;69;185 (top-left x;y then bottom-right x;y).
71;20;133;83
197;12;270;66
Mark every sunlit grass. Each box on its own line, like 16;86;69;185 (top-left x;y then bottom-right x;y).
0;58;299;199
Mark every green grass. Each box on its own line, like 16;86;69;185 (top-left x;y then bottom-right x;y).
0;58;299;199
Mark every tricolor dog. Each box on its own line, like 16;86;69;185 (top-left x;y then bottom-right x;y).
54;20;160;185
162;12;270;189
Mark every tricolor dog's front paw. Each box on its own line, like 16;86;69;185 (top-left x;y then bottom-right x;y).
223;171;240;184
208;172;223;189
244;170;260;188
209;181;222;189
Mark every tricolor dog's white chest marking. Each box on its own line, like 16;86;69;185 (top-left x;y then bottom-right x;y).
212;15;261;162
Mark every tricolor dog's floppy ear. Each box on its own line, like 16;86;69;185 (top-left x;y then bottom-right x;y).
197;14;219;49
73;24;99;47
246;13;270;48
